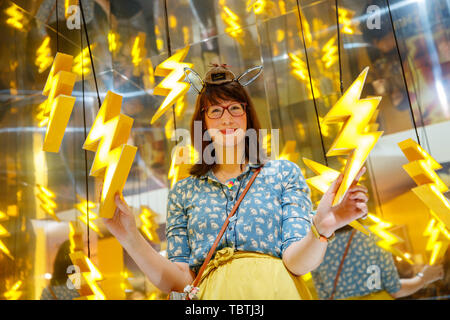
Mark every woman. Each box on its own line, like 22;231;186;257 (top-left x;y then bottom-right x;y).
104;64;369;299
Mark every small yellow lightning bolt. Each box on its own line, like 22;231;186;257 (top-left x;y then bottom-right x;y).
83;91;137;218
219;1;245;43
42;52;77;152
139;206;160;243
36;184;60;221
150;46;193;124
398;138;450;229
75;196;103;237
131;32;147;76
36;100;49;128
5;4;26;31
0;210;14;260
289;52;321;99
35;36;53;74
4;280;23;300
168;145;198;188
322;67;383;206
108;30;122;55
69;251;105;300
423;218;450;265
367;214;414;265
338;8;357;35
322;37;338;69
73;44;96;77
246;0;277;16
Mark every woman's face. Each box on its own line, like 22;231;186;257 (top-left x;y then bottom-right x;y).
204;98;247;148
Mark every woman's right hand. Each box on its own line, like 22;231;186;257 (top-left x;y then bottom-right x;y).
103;193;140;245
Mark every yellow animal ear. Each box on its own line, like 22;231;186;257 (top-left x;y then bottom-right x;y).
236;65;264;86
183;67;204;94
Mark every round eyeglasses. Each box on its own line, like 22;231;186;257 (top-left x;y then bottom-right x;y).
202;102;247;119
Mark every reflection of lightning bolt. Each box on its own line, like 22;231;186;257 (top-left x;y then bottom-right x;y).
423;218;450;265
151;46;192;124
0;211;14;260
367;214;414;265
131;33;146;76
83;91;137;218
4;280;22;300
399;138;450;229
322;67;383;206
69;251;105;300
302;158;369;236
37;185;60;221
221;5;244;41
73;44;95;76
322;38;338;69
289;52;320;99
139;206;160;243
75;196;103;237
35;36;53;73
5;4;26;30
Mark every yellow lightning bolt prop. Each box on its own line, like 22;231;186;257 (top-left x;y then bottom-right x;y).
73;44;95;76
83;91;137;219
278;140;299;163
139;206;160;243
367;214;414;264
69;251;105;300
5;4;26;31
75;196;103;237
302;158;369;235
0;211;13;260
35;36;53;73
41;52;77;152
322;67;383;206
398;138;450;229
150;46;192;124
4;280;22;300
168;145;198;188
423;218;450;265
36;184;60;221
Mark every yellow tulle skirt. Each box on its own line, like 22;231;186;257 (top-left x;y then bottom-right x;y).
197;247;312;300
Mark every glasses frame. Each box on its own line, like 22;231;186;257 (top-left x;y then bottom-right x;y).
201;102;247;119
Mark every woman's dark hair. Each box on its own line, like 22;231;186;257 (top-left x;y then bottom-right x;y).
189;81;268;178
50;240;73;286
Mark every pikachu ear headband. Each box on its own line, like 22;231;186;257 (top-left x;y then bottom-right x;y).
183;63;263;94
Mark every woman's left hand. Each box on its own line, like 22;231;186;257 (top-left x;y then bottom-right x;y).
313;167;369;237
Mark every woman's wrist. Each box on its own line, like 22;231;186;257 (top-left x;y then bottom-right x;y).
312;215;335;238
121;231;142;249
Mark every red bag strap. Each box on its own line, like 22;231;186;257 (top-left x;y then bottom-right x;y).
191;165;263;288
329;229;356;300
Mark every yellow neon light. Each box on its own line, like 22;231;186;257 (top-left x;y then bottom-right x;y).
0;211;13;260
423;218;450;265
398;138;450;229
42;52;77;153
139;206;160;243
69;251;105;300
5;4;25;31
35;36;53;74
151;46;193;124
75;196;103;237
83;91;137;219
367;214;414;264
36;184;60;221
302;158;369;235
73;44;96;76
4;280;22;300
322;67;383;206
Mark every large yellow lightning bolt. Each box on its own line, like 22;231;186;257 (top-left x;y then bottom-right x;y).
398;138;450;229
69;251;105;300
75;196;103;237
150;46;192;124
0;210;13;260
36;184;60;221
423;218;450;265
322;67;383;206
139;206;160;243
83;91;137;218
302;158;369;235
4;280;23;300
367;214;414;264
35;36;53;74
42;52;77;152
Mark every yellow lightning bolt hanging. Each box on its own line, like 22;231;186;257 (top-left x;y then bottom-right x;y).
75;196;103;237
150;46;192;124
36;184;60;221
41;52;77;152
35;36;53;74
4;280;23;300
302;158;369;235
398;138;450;229
83;91;137;219
69;251;106;300
139;206;160;243
322;67;383;206
0;210;13;260
423;218;450;265
367;214;414;264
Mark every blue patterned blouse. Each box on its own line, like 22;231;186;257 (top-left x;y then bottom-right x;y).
165;159;314;273
311;228;402;299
